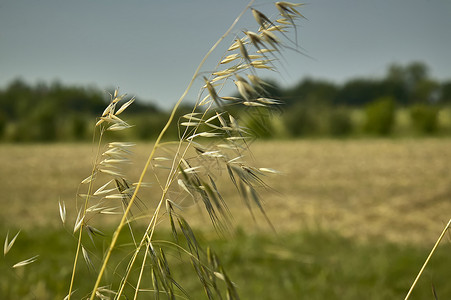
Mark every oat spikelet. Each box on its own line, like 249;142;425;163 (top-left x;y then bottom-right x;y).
115;97;135;116
259;167;281;174
237;38;251;63
244;30;266;51
251;8;273;29
204;77;222;107
4;230;20;256
59;200;66;224
220;54;240;64
275;2;306;19
73;209;85;233
82;246;95;271
12;255;39;268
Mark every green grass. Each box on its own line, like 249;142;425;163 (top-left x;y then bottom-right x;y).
2;226;450;299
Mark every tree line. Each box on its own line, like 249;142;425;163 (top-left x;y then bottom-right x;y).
266;61;451;138
1;61;451;142
0;80;159;141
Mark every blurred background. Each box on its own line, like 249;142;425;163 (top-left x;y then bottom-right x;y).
1;1;451;299
1;0;451;141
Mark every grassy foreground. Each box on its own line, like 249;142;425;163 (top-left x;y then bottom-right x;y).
1;139;451;298
1;226;451;299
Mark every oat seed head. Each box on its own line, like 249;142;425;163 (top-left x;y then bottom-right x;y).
4;230;20;256
12;255;39;268
59;200;66;225
64;3;308;299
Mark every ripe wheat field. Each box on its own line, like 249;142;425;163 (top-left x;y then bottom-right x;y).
1;138;450;246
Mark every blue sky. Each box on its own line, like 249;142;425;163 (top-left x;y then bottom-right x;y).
1;0;450;108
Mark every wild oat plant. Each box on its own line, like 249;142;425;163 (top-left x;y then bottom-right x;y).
5;2;307;299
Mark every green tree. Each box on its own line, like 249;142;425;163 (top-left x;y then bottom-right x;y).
364;96;396;135
386;62;436;104
285;78;338;106
410;104;439;134
283;103;320;137
327;107;353;136
335;78;382;106
439;81;451;104
67;114;88;141
30;101;59;141
0;111;6;139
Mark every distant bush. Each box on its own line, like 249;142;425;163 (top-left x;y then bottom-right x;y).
283;103;319;137
33;107;58;142
0;111;6;139
282;104;355;137
410;104;439;134
66;114;89;141
364;96;396;135
132;113;167;140
241;108;278;139
327;107;353;136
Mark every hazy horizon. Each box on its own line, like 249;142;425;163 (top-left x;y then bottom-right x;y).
2;0;450;108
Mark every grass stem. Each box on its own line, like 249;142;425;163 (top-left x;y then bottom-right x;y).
68;129;104;300
404;218;451;300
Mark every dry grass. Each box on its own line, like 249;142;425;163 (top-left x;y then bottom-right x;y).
252;139;451;245
2;138;451;246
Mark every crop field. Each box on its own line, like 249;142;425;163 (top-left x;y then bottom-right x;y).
1;139;451;299
2;139;451;243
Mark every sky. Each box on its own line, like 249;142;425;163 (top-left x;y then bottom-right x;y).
1;0;451;109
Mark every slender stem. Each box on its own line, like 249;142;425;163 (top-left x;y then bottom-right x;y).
404;218;451;300
133;239;150;300
67;226;83;299
116;193;166;299
132;198;165;300
68;129;104;300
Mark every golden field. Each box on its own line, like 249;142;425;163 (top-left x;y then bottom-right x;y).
1;139;451;245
